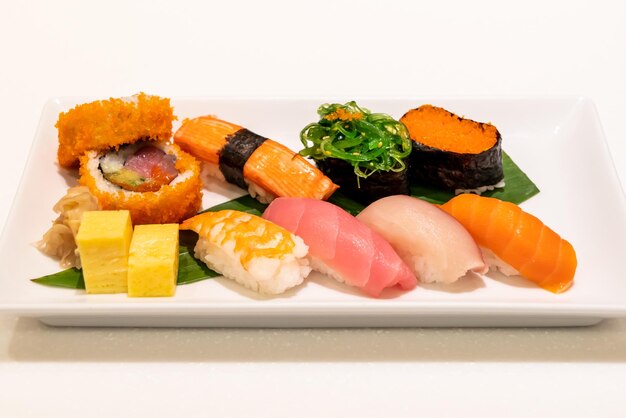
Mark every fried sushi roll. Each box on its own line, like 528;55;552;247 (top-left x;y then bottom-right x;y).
400;105;504;193
79;142;202;225
174;116;338;203
180;210;311;295
56;93;174;168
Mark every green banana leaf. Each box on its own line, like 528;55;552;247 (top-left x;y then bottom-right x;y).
32;230;219;290
410;152;539;205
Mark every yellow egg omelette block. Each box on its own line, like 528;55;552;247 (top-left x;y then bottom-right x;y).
127;224;179;297
76;210;133;294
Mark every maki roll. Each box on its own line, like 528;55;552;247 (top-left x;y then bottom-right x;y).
56;93;174;168
400;105;504;193
79;142;202;225
56;93;203;225
174;116;338;203
299;101;412;205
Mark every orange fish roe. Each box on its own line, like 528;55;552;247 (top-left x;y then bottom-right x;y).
79;144;202;225
324;108;364;122
56;93;175;168
180;210;295;269
400;105;498;154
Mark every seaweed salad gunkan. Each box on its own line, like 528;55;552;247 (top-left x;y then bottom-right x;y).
299;101;412;204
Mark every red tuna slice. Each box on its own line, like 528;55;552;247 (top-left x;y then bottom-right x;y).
363;235;417;296
261;198;307;241
263;197;417;297
262;197;338;262
331;215;373;288
125;145;178;186
296;202;340;264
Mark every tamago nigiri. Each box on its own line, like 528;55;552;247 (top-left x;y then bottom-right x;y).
440;194;577;293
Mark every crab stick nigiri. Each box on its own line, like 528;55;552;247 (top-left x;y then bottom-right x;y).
174;116;338;203
356;195;487;284
263;198;417;297
180;210;311;295
440;194;577;293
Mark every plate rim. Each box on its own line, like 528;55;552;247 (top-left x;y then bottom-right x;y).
2;95;626;325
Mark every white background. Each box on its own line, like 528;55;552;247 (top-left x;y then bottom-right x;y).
1;0;625;416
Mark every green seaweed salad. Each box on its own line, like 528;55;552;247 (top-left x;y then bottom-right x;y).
299;101;412;181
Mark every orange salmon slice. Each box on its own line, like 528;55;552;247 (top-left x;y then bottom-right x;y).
441;194;577;293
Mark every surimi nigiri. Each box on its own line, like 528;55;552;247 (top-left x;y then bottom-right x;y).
180;210;311;295
262;197;417;297
174;116;338;203
356;195;487;284
440;194;577;293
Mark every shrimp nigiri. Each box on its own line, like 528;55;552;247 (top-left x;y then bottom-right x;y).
180;210;311;295
440;194;577;293
174;116;338;203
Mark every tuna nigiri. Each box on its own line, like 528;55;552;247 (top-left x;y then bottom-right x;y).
262;198;417;297
356;195;487;284
180;210;311;295
440;194;577;293
174;116;338;203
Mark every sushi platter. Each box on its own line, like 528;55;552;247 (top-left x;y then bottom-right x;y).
1;96;625;327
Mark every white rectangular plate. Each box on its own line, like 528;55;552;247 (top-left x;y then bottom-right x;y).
1;97;626;327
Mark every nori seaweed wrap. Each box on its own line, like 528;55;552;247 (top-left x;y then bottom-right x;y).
299;101;412;205
316;157;409;204
401;105;504;192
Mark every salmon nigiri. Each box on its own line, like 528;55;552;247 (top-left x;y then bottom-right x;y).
440;194;577;293
263;197;417;297
174;116;338;203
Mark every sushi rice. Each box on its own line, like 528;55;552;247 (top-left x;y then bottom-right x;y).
79;141;202;225
181;210;311;295
202;162;276;203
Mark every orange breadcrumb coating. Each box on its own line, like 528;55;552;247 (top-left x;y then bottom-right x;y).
56;93;175;168
78;144;202;225
400;105;498;154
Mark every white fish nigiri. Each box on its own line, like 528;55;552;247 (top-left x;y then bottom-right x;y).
356;195;487;284
263;197;417;297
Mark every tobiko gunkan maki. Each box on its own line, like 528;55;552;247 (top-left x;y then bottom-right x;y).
400;105;504;194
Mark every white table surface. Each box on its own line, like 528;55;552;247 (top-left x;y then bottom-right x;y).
1;0;625;416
